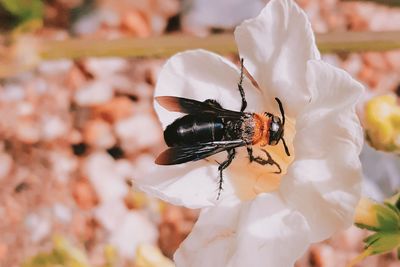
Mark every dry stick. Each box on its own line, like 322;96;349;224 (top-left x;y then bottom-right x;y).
1;31;400;78
341;0;400;7
39;31;400;60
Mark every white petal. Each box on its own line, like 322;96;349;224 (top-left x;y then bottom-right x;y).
280;60;364;242
154;49;264;129
133;154;238;208
174;196;241;267
234;0;320;117
175;193;310;267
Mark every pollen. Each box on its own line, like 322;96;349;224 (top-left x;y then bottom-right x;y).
228;117;296;201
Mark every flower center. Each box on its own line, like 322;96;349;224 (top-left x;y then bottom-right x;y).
227;117;296;201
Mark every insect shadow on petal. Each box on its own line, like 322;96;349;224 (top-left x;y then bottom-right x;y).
155;59;290;199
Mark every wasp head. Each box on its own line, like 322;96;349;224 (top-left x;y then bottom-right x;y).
264;98;290;157
268;115;284;146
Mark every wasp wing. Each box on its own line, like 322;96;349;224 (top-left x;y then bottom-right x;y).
155;96;243;119
155;140;245;165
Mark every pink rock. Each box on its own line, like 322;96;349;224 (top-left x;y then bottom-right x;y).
0;153;13;181
93;97;134;123
72;179;99;210
83;119;116;148
75;81;114;106
50;151;78;183
385;50;400;72
38;60;74;76
84;152;128;203
362;52;390;71
41;116;68;141
24;213;51;243
16;102;34;116
115;114;161;152
309;244;347;267
109;211;158;259
121;10;151;37
52;203;72;223
16;119;40;144
95;200;127;231
342;54;363;76
83;58;128;78
0;243;8;262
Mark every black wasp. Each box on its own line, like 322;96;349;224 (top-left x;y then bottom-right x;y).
155;59;290;199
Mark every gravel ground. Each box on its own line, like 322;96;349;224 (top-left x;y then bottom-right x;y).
1;0;400;266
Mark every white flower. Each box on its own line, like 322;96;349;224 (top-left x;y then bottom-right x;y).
135;0;364;266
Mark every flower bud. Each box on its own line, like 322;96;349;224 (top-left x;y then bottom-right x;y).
355;197;400;231
349;195;400;266
364;94;400;152
135;244;175;267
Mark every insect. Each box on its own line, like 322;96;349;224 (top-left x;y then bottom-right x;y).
155;59;290;199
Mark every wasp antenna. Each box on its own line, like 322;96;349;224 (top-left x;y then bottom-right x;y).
239;58;244;83
281;137;290;157
274;97;285;125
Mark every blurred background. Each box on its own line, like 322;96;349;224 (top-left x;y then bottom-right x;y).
1;0;400;266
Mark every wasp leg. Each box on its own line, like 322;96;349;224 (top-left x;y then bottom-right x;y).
238;58;247;112
217;148;236;200
247;147;281;174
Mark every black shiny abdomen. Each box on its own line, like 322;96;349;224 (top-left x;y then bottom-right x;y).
164;114;225;147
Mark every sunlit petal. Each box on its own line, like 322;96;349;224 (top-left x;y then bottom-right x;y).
154;49;264;129
175;193;311;267
280;60;364;242
234;0;320;117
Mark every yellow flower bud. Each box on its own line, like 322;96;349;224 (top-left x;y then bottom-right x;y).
355;197;399;231
135;244;175;267
350;194;400;266
364;94;400;152
354;197;379;229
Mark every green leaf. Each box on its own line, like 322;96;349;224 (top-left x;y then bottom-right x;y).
364;233;381;248
375;203;400;231
0;0;43;21
352;193;400;266
22;236;90;267
355;222;380;232
366;232;400;255
386;192;400;211
1;0;20;15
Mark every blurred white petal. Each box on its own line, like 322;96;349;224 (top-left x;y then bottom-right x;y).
360;143;400;200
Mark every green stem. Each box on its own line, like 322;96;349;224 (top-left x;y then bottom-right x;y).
39;31;400;60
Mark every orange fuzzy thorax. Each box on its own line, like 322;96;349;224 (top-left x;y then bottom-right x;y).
251;113;270;146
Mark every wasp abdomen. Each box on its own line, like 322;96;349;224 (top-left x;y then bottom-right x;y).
164;115;224;147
